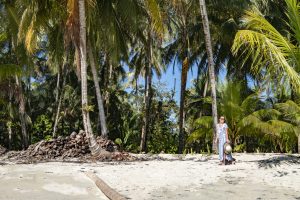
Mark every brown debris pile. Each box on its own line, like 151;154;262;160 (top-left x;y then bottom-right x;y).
26;131;118;159
0;145;7;155
1;131;135;163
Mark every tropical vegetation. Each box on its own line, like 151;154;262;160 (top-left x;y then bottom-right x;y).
0;0;299;154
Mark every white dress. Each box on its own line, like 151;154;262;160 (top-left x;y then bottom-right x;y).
217;123;228;161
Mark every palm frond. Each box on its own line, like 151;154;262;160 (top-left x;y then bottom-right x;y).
285;0;300;44
275;100;300;125
145;0;164;37
232;6;300;91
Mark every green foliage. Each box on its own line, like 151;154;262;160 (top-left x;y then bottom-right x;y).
32;115;52;143
232;0;300;92
186;80;300;153
234;143;246;153
0;0;299;154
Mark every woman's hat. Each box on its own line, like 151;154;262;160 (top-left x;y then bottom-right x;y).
224;143;232;155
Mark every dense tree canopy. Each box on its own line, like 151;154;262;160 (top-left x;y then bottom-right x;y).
0;0;299;153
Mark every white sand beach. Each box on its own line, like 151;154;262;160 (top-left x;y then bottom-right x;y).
0;153;300;200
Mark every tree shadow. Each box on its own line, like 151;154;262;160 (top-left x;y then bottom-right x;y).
253;155;300;169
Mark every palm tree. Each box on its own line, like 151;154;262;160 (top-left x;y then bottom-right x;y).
87;39;108;137
186;80;300;153
85;0;145;138
162;0;201;153
78;0;103;154
242;108;299;153
276;100;300;153
232;0;300;92
126;0;164;152
186;81;259;151
0;2;33;149
14;0;106;153
199;0;218;152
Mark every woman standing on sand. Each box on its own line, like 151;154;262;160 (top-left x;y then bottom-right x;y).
215;116;229;165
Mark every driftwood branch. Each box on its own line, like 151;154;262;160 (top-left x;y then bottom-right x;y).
85;172;127;200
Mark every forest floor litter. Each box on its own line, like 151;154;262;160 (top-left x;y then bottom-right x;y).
0;153;300;199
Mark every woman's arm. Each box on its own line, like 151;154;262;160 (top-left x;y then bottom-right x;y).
215;134;219;143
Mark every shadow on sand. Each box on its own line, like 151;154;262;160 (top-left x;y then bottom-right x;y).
251;155;300;168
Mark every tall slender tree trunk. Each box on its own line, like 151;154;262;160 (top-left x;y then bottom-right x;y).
7;121;12;150
15;76;28;149
75;47;81;81
55;68;61;103
140;60;151;152
87;39;108;138
7;80;13;150
199;0;218;152
298;134;300;153
178;57;189;154
140;29;153;152
78;0;102;155
53;62;67;138
199;78;208;118
104;57;113;117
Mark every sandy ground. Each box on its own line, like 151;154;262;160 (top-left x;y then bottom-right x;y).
0;153;300;200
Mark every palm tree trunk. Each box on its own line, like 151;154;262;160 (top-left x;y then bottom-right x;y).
15;76;28;149
78;0;102;155
7;79;13;150
53;92;63;137
140;30;153;152
75;47;81;81
104;58;113;116
55;68;61;103
87;39;108;138
199;78;208;118
199;0;218;152
140;61;150;152
53;64;67;138
178;57;189;154
7;121;12;150
298;134;300;153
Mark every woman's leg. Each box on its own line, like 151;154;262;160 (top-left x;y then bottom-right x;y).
218;138;224;162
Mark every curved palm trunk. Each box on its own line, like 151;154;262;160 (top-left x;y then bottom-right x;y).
178;57;189;154
15;76;28;149
78;0;102;155
199;0;218;152
87;40;108;138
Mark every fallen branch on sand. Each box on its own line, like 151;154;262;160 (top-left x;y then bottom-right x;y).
85;171;127;200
